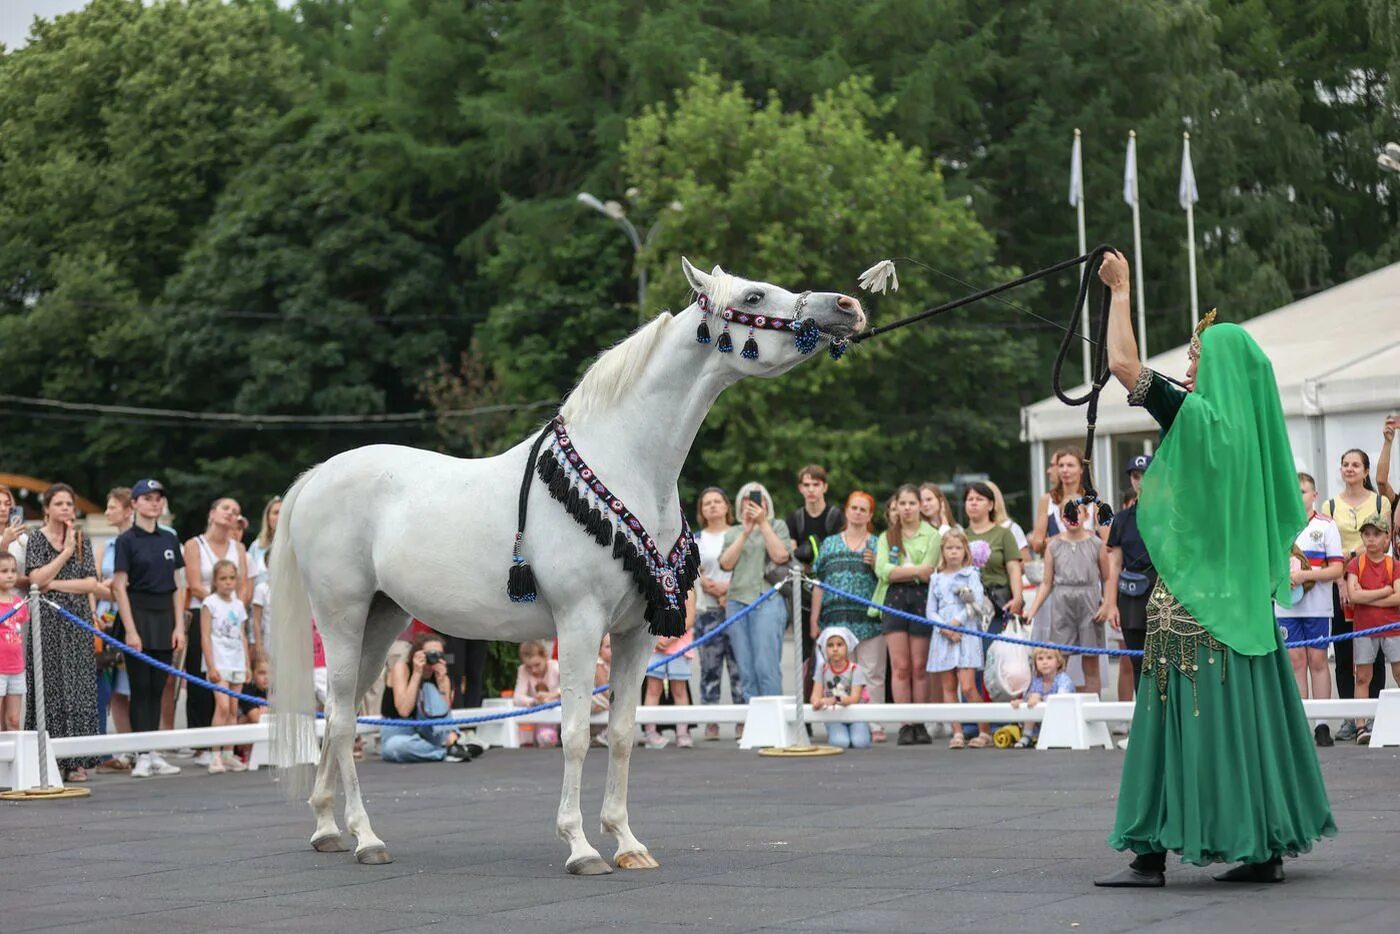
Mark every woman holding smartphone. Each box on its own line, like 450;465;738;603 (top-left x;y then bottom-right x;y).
719;482;791;700
25;483;101;783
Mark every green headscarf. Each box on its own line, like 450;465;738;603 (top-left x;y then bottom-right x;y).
1137;323;1307;656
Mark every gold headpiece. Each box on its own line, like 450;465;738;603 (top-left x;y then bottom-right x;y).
1187;309;1217;361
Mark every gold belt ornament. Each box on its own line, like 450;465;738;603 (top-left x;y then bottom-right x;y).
1143;579;1228;716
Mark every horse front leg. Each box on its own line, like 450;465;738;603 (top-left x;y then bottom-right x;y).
555;617;611;875
601;624;659;870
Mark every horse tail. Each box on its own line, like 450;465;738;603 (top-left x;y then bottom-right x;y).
269;466;319;798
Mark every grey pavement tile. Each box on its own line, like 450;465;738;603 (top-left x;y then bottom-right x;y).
3;744;1396;932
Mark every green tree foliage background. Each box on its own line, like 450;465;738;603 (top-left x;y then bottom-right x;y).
2;0;1396;523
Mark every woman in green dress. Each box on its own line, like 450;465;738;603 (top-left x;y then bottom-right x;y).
1093;251;1335;888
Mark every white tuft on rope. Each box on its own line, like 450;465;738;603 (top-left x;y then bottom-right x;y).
858;259;898;294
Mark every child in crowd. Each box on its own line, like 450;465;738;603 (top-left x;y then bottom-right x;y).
201;559;250;773
1346;514;1400;745
643;594;696;749
250;577;272;654
0;553;28;731
926;530;991;749
1022;507;1111;696
1010;648;1076;748
238;653;270;725
592;635;612;747
811;626;870;748
514;640;561;747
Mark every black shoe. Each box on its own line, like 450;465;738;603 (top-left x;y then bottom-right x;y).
1213;858;1284;884
912;724;933;745
1094;865;1165;888
1314;724;1333;747
896;724;916;746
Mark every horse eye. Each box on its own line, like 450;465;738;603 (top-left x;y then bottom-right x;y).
745;292;763;305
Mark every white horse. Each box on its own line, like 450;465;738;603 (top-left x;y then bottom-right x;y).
269;257;865;872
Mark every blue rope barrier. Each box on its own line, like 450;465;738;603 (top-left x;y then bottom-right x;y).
809;579;1400;656
39;586;781;728
0;601;21;626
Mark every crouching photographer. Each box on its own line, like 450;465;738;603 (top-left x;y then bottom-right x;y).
379;633;481;763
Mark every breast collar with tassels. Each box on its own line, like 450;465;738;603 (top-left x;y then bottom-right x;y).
694;292;849;361
509;415;698;637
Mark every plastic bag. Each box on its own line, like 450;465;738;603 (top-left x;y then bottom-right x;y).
984;616;1032;701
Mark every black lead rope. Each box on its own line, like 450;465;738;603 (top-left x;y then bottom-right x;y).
855;244;1121;526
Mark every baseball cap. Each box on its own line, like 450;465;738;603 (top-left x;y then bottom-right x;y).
1359;513;1391;535
131;479;167;499
1125;454;1153;476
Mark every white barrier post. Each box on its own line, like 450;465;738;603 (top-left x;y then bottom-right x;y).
473;699;520;749
1036;692;1114;751
1370;688;1400;749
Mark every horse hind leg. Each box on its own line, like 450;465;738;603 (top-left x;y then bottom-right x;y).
308;728;347;853
600;624;659;870
339;596;407;865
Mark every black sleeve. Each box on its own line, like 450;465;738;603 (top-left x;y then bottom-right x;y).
827;506;846;535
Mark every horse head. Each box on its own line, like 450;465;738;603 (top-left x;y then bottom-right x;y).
681;257;865;375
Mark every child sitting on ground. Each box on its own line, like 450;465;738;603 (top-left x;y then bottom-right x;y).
643;592;696;749
811;626;871;748
1010;647;1076;748
513;640;561;747
0;553;28;731
201;559;250;773
238;652;270;725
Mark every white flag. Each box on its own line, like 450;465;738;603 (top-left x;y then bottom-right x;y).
1178;138;1199;209
1123;134;1138;206
1069;134;1084;207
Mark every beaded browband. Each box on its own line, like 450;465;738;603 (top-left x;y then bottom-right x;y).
694;292;848;361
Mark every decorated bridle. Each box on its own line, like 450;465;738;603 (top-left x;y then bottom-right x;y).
694;292;849;361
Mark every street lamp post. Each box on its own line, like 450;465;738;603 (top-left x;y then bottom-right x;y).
577;192;682;323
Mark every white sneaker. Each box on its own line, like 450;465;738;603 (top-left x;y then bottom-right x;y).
643;731;669;750
208;754;225;774
193;750;212;767
131;754;152;778
223;755;247;773
151;753;182;776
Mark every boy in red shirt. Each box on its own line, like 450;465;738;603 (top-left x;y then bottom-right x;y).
1345;514;1400;745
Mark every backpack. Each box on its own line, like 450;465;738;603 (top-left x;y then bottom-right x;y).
1323;493;1385;523
1357;554;1396;585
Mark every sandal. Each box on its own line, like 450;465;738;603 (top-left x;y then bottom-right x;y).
871;727;887;744
967;733;993;748
948;733;965;749
65;767;89;783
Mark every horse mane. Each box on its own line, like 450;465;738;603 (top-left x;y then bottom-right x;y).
561;312;677;421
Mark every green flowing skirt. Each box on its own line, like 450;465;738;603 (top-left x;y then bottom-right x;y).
1108;584;1336;866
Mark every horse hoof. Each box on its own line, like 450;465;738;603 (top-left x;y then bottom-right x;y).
311;833;349;853
616;851;660;870
565;854;614;876
356;845;394;865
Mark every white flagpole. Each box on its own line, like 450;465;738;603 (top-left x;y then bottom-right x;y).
1070;128;1090;379
1125;131;1147;361
1180;132;1200;329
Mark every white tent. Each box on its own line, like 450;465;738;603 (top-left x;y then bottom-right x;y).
1020;261;1400;511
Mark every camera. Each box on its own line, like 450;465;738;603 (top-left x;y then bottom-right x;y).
748;490;763;505
424;650;454;665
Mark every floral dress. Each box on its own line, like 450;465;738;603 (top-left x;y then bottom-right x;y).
25;530;101;770
812;532;880;641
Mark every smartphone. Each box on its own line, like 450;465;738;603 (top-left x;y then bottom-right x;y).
748;491;763;505
7;507;22;527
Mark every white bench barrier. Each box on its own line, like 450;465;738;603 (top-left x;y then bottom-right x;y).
5;689;1398;788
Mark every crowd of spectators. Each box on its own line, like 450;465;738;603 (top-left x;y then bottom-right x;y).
2;415;1397;782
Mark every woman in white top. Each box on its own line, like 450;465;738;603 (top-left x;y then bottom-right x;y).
693;487;740;739
984;481;1031;563
181;498;251;735
247;496;281;589
918;482;957;536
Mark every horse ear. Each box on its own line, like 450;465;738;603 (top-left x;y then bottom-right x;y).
681;256;712;296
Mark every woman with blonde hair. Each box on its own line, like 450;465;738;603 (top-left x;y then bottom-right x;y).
918;482;956;535
248;496;282;589
984;480;1031;563
719;481;791;699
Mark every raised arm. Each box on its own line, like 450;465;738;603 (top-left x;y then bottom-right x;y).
1098;250;1141;391
1379;422;1395;504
